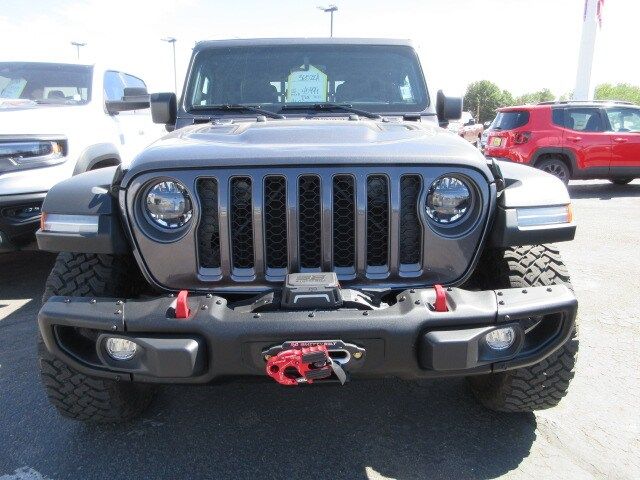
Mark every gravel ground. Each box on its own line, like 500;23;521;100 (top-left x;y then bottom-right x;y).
0;179;638;480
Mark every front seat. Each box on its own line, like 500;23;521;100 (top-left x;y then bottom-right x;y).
335;81;369;103
47;90;66;99
240;79;277;104
584;114;602;132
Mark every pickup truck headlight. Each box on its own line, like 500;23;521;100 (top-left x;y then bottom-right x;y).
0;140;66;168
426;176;471;224
145;180;193;229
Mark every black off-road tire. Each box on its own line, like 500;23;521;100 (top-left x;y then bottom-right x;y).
610;178;632;186
536;158;570;184
38;252;156;422
467;245;578;412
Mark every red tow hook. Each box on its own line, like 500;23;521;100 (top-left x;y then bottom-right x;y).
266;345;333;386
433;284;448;312
175;290;191;319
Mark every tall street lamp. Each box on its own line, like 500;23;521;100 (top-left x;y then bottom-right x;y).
71;42;86;61
161;37;177;94
317;5;338;37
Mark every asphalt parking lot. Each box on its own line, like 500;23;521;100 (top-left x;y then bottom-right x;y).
0;179;638;480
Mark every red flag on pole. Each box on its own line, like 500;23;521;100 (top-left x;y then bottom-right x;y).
585;0;605;27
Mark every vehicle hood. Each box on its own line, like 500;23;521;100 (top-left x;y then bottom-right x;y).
0;103;88;136
125;119;492;181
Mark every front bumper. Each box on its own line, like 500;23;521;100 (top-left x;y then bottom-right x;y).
0;192;46;251
38;285;577;384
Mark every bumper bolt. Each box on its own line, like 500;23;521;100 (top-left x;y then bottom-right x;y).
399;296;406;302
201;305;208;310
264;354;272;361
254;313;261;318
497;291;503;296
353;352;363;359
90;299;97;304
64;298;70;303
216;300;222;305
547;287;552;292
410;289;415;293
414;300;421;305
499;300;505;305
522;289;528;294
363;311;369;316
111;325;118;331
114;309;121;315
308;312;315;317
206;293;212;298
116;300;123;305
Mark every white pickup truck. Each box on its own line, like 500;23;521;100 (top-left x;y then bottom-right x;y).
0;62;164;251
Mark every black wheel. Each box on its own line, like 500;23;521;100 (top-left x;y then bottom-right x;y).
610;178;633;185
38;252;156;422
536;158;570;184
467;245;578;412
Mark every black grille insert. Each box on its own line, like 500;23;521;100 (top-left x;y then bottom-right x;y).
400;175;422;265
264;176;288;269
332;175;356;268
197;178;220;268
230;177;254;269
298;175;322;269
366;175;389;267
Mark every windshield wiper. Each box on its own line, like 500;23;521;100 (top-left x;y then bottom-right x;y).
191;104;285;119
280;103;382;120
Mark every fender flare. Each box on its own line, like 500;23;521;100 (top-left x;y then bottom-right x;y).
73;143;121;175
36;166;129;254
530;147;578;173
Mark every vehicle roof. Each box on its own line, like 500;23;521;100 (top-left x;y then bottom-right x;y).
0;61;93;68
194;37;413;50
498;100;637;112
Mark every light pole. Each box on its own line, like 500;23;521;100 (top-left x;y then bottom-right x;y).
161;37;177;94
317;5;338;37
71;42;86;61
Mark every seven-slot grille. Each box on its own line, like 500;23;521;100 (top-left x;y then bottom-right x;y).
196;172;424;281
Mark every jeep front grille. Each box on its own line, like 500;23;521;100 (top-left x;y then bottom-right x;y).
195;169;434;282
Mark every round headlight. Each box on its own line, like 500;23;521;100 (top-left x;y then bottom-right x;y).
145;180;193;229
426;176;471;224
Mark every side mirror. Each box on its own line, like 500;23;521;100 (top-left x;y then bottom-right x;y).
436;90;462;123
150;92;177;125
466;118;475;126
483;121;492;129
105;87;150;114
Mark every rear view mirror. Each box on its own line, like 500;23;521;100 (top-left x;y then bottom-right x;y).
105;87;150;114
150;92;177;125
436;90;463;124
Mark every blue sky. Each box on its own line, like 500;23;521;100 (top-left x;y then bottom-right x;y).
1;0;638;96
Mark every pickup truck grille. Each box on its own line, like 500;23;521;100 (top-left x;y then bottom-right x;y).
195;169;434;283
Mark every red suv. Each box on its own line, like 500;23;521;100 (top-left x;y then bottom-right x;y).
484;101;640;184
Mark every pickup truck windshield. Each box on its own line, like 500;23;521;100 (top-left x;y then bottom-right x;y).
0;63;92;105
186;44;429;114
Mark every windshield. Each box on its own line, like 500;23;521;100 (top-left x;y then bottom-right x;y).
186;44;429;114
0;62;92;105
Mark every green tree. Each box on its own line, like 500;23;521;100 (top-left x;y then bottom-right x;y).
514;88;555;105
594;83;640;104
463;80;512;123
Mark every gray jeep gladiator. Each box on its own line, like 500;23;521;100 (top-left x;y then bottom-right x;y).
35;38;578;422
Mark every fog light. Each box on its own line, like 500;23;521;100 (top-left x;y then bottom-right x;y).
105;337;138;361
485;327;516;350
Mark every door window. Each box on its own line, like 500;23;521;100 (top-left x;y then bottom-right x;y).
564;108;604;132
605;107;640;133
104;71;126;101
123;74;147;89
